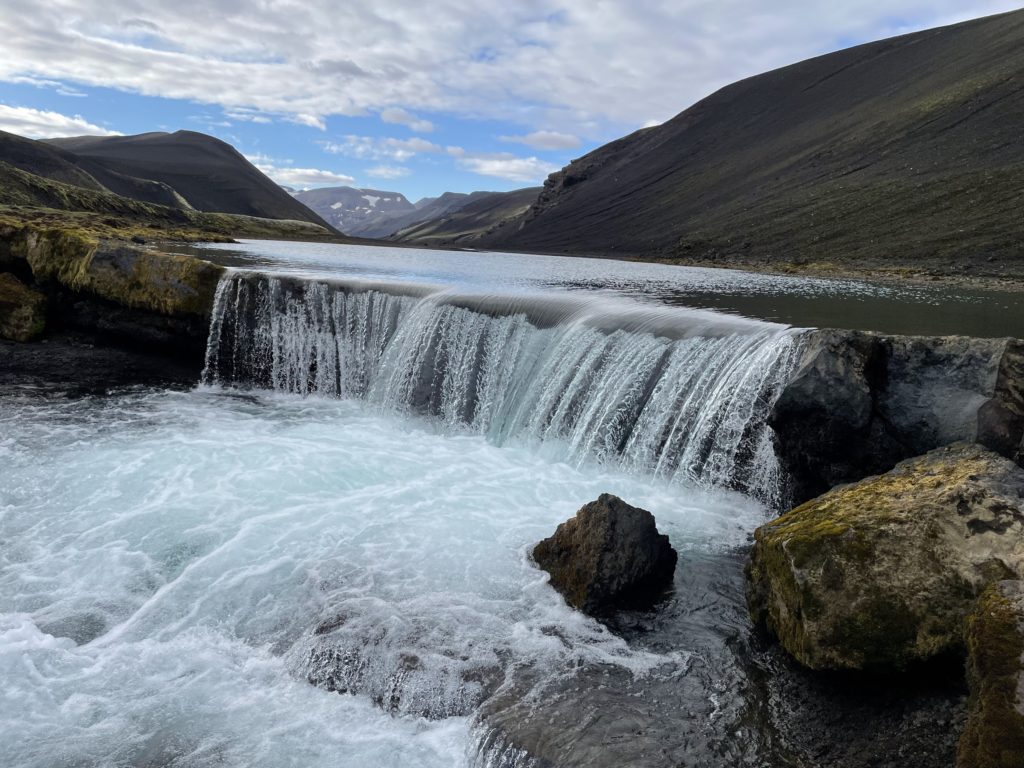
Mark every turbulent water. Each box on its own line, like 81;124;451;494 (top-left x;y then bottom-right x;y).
0;390;765;768
2;247;818;768
202;272;801;506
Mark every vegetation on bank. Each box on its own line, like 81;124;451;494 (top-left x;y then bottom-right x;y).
958;581;1024;768
0;161;343;245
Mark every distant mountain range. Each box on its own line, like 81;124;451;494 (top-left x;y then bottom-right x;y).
472;9;1024;273
292;186;416;237
390;187;540;246
294;186;540;242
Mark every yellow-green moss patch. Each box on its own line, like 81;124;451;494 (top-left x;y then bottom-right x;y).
747;443;1024;671
957;581;1024;768
0;271;46;341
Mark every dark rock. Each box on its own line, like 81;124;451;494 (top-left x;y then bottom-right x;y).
957;580;1024;768
0;225;223;380
532;494;677;615
0;272;46;341
0;330;201;393
771;330;1024;503
747;443;1024;671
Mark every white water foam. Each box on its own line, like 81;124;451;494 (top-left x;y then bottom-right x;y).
0;390;763;768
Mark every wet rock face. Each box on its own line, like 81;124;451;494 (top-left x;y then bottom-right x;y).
958;580;1024;768
746;443;1024;672
0;272;46;341
532;494;677;615
771;330;1024;503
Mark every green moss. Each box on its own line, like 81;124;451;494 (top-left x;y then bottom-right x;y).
957;583;1024;768
747;446;1022;672
0;223;225;319
0;271;46;341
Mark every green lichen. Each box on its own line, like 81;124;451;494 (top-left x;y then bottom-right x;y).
746;445;1023;671
957;583;1024;768
0;223;225;318
0;271;46;341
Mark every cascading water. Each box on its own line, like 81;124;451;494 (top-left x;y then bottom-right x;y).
202;271;802;506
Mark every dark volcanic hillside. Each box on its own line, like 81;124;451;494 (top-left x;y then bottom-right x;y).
481;10;1024;275
47;131;331;228
0;130;197;209
391;187;541;246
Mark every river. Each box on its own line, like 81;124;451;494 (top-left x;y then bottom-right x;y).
0;241;993;767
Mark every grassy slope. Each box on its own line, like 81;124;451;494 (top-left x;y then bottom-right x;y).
479;10;1024;282
0;160;340;242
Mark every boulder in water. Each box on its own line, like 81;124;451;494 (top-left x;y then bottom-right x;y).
533;494;677;615
747;443;1024;671
957;580;1024;768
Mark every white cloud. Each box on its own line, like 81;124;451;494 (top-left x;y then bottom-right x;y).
380;107;433;133
285;113;327;130
321;135;442;161
500;130;580;150
367;165;411;179
456;152;559;183
246;153;355;188
0;104;120;138
225;107;272;124
0;1;1017;138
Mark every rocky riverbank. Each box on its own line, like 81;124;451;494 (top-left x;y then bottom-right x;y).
0;223;223;388
770;329;1024;504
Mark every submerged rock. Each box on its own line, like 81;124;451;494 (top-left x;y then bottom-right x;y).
0;272;46;341
771;330;1024;503
533;494;677;615
957;580;1024;768
747;443;1024;671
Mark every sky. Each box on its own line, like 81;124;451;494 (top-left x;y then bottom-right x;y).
0;1;1018;202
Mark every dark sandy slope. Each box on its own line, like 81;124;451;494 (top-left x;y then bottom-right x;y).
46;131;331;228
391;187;540;246
479;10;1024;275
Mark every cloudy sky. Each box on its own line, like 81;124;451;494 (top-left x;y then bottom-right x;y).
0;1;1017;200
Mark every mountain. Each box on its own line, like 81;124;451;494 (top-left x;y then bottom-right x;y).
0;129;194;210
291;186;532;240
479;10;1024;274
45;131;331;229
0;158;334;242
377;191;492;238
292;186;415;237
390;188;541;246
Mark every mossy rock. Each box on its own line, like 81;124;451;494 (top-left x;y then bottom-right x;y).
747;443;1024;671
0;272;46;341
957;580;1024;768
0;224;225;318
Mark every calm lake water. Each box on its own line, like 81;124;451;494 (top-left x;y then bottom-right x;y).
170;239;1024;338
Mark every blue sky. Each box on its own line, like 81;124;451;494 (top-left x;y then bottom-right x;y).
0;1;1018;202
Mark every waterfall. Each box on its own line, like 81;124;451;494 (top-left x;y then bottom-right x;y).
203;272;802;505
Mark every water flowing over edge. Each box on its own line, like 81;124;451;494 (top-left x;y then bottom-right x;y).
201;271;803;507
